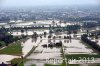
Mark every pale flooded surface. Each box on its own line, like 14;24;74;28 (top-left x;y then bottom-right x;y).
21;38;39;57
0;29;49;64
64;39;95;54
24;33;99;66
11;30;49;36
24;35;62;66
0;21;100;66
0;55;19;64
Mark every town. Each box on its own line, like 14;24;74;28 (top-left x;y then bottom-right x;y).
0;5;100;66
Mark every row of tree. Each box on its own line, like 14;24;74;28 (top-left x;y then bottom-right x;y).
42;41;62;48
64;25;80;31
0;33;26;47
81;34;100;52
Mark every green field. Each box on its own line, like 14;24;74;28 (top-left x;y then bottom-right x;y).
11;58;28;66
0;42;22;55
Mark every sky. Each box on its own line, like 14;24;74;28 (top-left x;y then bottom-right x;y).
0;0;99;7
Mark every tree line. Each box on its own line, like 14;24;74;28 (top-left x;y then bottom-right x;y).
81;34;100;52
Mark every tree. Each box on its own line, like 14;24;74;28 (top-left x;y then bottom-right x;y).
55;29;62;33
44;32;47;38
48;35;52;43
21;30;24;35
59;20;62;24
25;27;28;35
64;36;67;43
95;35;99;42
55;41;62;47
81;34;100;52
40;34;42;39
52;20;55;27
32;32;38;42
67;31;71;35
86;30;89;35
3;35;13;46
53;36;56;43
73;30;77;38
0;41;5;47
49;30;53;35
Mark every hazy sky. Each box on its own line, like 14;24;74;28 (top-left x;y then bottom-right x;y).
0;0;99;7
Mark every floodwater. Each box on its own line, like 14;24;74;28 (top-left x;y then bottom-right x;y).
24;34;99;66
